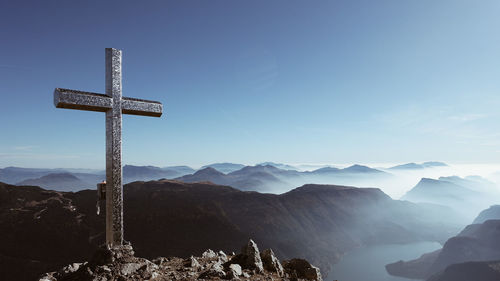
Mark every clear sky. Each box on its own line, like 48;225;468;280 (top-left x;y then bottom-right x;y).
1;0;500;168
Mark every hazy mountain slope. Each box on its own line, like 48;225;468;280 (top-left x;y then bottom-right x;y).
389;162;447;170
0;165;195;190
176;165;292;192
0;167;57;184
0;180;462;281
16;173;91;192
164;165;196;175
257;162;297;170
123;165;191;183
401;177;494;220
177;164;391;193
402;178;477;202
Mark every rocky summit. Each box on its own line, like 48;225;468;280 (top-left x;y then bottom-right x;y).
39;239;322;281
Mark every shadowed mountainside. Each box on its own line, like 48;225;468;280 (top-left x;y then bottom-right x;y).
386;218;500;280
427;260;500;281
0;180;462;281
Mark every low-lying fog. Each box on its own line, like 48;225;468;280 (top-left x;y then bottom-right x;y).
292;163;500;199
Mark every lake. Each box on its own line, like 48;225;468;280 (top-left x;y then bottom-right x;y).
328;241;442;281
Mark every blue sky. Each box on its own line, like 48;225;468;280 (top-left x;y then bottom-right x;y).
1;0;500;168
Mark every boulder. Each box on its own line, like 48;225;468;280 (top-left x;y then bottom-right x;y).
283;258;323;281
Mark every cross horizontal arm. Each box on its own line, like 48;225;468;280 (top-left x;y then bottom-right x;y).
54;88;163;117
122;97;162;117
54;88;112;112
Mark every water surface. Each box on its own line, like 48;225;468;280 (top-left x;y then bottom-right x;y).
328;241;441;281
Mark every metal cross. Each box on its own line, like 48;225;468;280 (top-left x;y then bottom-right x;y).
53;48;163;247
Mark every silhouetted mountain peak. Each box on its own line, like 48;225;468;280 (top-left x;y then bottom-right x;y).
193;167;226;177
311;167;340;174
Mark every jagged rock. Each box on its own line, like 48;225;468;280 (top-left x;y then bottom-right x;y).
230;239;264;273
283;258;323;281
261;248;285;277
39;240;322;281
202;249;218;259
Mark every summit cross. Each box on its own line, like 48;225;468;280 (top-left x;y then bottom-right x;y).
53;48;163;247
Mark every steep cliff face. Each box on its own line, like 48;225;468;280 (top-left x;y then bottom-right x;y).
386;219;500;280
0;181;462;281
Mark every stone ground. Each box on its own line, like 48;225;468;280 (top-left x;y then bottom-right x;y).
39;239;322;281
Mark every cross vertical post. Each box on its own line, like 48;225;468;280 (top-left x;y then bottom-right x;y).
105;48;123;246
53;48;163;248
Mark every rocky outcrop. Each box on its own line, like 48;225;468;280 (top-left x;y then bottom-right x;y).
39;240;322;281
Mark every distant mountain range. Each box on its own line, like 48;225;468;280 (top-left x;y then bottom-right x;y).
0;165;195;191
177;164;389;192
123;165;195;182
0;180;463;281
2;163;392;193
386;207;500;280
389;162;448;170
401;176;498;221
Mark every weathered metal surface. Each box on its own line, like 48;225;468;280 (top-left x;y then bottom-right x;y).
122;98;163;117
105;48;124;246
54;89;162;117
54;88;112;112
53;48;163;247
